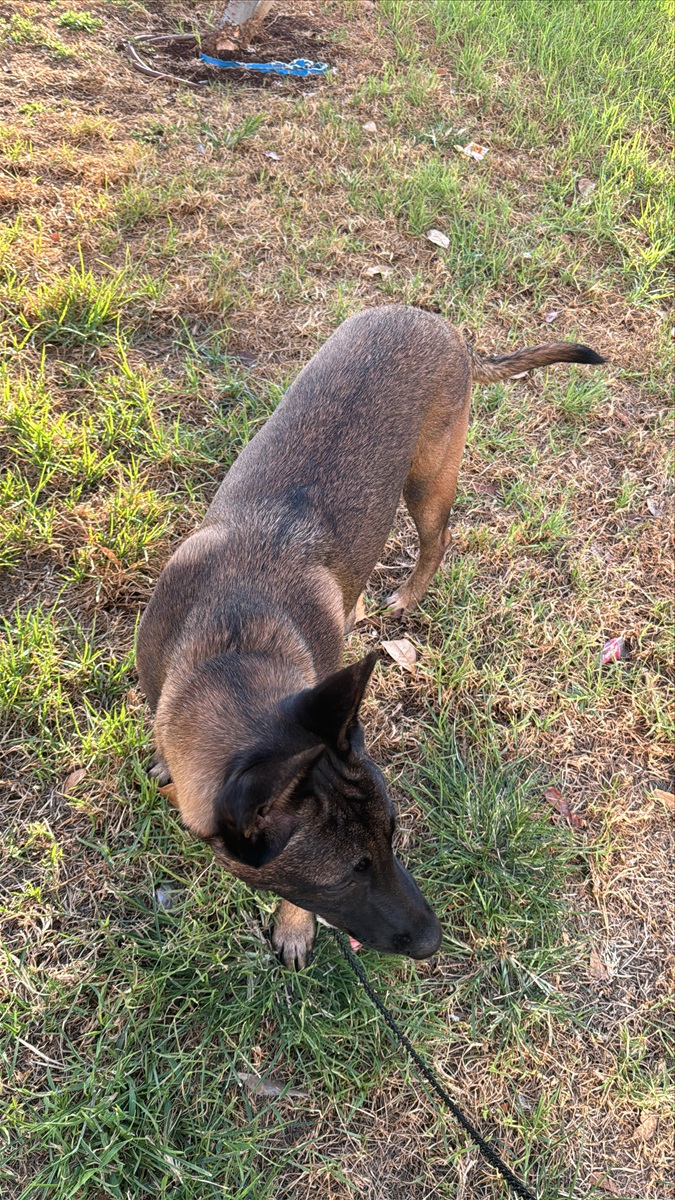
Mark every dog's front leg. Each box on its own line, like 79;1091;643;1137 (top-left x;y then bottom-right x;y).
272;900;316;970
147;751;172;788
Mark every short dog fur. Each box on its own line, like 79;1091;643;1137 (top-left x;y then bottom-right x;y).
136;305;605;967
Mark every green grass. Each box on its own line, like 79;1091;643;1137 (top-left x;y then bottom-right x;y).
0;679;581;1197
1;0;673;1197
57;10;102;33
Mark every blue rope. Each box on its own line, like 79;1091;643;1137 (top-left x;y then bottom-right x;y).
200;53;328;77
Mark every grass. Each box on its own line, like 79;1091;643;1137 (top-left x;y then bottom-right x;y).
0;1;673;1197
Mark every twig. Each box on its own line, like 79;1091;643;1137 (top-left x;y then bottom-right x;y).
120;39;208;89
16;1036;66;1069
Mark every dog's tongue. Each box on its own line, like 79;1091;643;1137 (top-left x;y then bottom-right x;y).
316;917;361;951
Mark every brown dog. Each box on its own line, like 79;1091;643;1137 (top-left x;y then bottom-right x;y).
136;305;604;967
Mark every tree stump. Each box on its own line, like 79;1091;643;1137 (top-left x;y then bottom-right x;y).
215;1;273;54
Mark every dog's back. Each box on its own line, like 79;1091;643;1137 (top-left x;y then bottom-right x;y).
204;305;469;603
137;306;469;710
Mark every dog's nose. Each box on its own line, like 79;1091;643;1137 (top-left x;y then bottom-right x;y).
392;913;442;959
408;914;442;959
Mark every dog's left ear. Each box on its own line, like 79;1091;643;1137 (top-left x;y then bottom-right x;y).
214;743;323;868
291;651;380;752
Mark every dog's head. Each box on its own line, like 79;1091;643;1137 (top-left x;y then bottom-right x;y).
210;652;441;959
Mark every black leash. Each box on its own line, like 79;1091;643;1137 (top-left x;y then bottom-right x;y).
330;929;538;1200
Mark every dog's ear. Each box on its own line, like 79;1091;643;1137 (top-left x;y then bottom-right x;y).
291;651;380;752
214;743;322;867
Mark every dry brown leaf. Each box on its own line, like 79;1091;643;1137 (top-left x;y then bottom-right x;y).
363;264;393;278
589;1174;622;1196
361;121;377;133
651;787;675;813
589;948;610;981
353;594;367;624
158;782;178;806
97;544;123;568
475;480;497;496
544;785;583;828
382;638;417;670
63;768;86;793
633;1113;658;1142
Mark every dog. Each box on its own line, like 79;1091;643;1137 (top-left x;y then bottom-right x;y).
136;305;605;968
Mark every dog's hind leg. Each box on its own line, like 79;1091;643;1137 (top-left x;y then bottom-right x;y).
388;391;471;616
272;900;316;970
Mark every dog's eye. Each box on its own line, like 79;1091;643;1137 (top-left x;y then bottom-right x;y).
354;857;371;873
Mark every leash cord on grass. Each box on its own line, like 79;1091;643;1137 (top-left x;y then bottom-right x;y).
330;928;538;1200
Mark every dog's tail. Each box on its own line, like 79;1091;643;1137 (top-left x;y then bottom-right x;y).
467;340;606;384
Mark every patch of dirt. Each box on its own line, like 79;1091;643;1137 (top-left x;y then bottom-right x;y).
120;12;333;89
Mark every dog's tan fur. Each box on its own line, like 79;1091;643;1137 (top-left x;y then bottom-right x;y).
137;305;604;965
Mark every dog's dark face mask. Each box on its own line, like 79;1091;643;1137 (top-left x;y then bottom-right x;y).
210;652;441;960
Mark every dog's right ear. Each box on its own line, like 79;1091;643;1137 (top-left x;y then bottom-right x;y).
213;742;322;868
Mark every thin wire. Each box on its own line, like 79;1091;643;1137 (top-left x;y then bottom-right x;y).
330;929;538;1200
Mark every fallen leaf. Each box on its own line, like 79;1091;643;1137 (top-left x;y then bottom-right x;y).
382;638;417;670
158;782;178;806
353;594;367;624
263;150;279;160
97;544;122;567
363;264;393;278
510;370;529;379
589;1174;622;1196
454;140;488;161
362;121;377;133
577;176;596;201
633;1113;658;1142
426;228;450;249
544;785;584;828
651;787;675;813
63;768;86;792
589;948;610;981
601;636;626;664
544;310;559;323
646;498;663;517
213;32;238;55
237;1072;308;1099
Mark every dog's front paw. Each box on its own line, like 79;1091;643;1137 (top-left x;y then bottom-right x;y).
147;753;172;787
146;748;170;787
271;902;315;970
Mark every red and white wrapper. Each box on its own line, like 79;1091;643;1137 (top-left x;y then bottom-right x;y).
601;636;626;664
